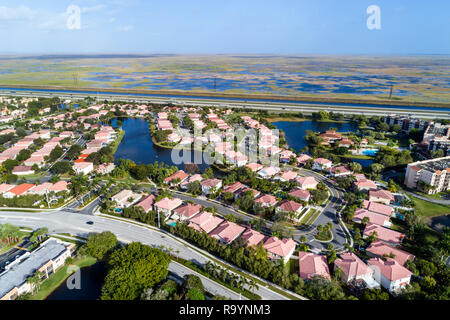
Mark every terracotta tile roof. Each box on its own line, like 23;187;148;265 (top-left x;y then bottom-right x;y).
263;236;296;258
366;241;415;266
298;252;331;280
173;203;202;219
364;223;404;245
367;258;412;281
209;221;245;243
334;252;373;279
7;183;35;196
240;228;266;247
276;199;302;213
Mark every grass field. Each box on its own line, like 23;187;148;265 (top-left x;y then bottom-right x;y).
411;196;450;217
28;256;97;300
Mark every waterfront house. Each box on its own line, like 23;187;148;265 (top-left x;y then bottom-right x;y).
312;158;332;170
164;170;189;186
72;162;94;175
354;179;378;192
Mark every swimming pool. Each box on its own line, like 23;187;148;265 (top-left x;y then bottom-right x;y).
362;149;378;156
168;222;176;227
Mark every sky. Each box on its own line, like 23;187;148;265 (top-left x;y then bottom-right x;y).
0;0;448;55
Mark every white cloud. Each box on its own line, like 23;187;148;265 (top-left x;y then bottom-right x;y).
117;25;135;31
0;5;37;21
108;17;116;23
82;5;107;14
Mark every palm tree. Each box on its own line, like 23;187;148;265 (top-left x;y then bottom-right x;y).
27;271;44;295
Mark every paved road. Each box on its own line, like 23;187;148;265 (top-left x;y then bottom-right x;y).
168;261;246;300
2;89;449;119
0;210;294;300
403;190;450;206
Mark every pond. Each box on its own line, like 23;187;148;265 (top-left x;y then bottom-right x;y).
272;120;359;152
46;262;106;300
112;117;210;171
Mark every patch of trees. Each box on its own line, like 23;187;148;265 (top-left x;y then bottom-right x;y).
101;242;171;300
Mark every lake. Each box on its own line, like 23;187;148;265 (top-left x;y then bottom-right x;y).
272;120;359;152
112;117;210;171
46;262;106;300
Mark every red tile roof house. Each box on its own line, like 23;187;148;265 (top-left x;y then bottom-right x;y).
366;241;415;266
298;252;331;280
154;197;183;217
12;166;35;176
209;221;246;244
246;162;264;172
289;188;311;202
328;165;352;177
295;176;319;190
3;183;36;199
222;181;246;195
297;154;312;166
354;179;378;192
338;138;355;148
27;182;53;195
312;158;332;170
257;166;280;179
49;181;69;193
234;187;260;200
95;163;116;175
279;149;296;163
0;183;14;195
135;194;156;213
180;174;203;190
275;200;303;220
24;155;45;168
239;228;266;247
164;170;189;186
263;237;297;264
353;208;392;228
171;203;202;221
334;253;379;289
364;223;405;247
367;258;413;294
188;211;224;234
369;189;395;205
200;179;222;195
363;200;394;217
254;194;278;208
275;170;298;182
72;162;94;175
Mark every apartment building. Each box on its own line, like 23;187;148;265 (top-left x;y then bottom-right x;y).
0;238;74;300
404;156;450;194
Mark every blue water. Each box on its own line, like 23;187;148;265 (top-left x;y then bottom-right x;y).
1;86;449;111
362;149;378;156
272;121;359;152
168;222;177;227
112;117;209;171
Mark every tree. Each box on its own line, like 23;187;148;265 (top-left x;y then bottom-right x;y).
49;145;64;162
186;288;205;300
51;161;72;175
27;271;44;295
182;274;205;293
101;242;171;300
361;288;389;300
81;231;118;260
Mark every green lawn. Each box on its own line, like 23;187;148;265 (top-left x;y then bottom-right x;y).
28;256;97;300
411;196;450;218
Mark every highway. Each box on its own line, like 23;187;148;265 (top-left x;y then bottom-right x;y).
1;88;449;119
0;210;305;300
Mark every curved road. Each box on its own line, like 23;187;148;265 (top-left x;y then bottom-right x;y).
0;210;304;300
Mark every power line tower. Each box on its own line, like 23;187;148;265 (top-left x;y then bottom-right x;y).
72;72;79;87
213;77;217;91
388;84;393;99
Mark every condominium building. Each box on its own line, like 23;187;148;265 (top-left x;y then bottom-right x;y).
404;156;450;194
384;114;432;133
0;238;75;300
422;123;450;156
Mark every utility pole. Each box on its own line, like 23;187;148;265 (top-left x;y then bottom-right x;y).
157;210;160;228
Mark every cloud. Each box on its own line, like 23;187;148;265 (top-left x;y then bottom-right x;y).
108;17;116;23
0;5;36;21
117;25;135;31
82;5;107;14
